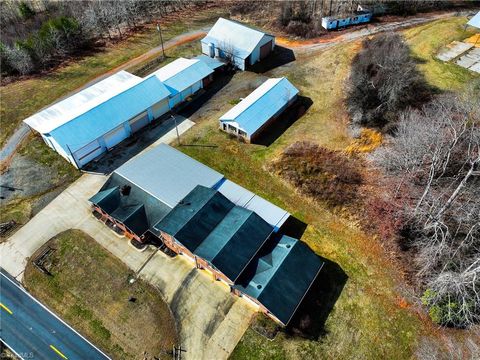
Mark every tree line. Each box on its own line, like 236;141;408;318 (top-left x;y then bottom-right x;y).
0;0;199;76
346;32;479;328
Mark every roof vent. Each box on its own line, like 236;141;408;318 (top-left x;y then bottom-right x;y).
257;284;262;289
120;185;131;196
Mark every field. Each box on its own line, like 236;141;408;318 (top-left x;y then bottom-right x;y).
23;229;178;360
165;17;478;359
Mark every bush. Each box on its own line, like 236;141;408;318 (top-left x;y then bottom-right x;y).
270;141;363;207
18;2;35;19
346;32;428;128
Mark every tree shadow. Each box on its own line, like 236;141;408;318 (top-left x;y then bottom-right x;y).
285;258;348;340
252;95;313;146
249;46;296;74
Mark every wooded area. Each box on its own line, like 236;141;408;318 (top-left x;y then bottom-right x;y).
0;0;202;76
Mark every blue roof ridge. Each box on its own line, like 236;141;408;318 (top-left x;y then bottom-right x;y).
54;75;167;134
220;77;288;125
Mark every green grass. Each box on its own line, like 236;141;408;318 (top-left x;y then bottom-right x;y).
171;17;478;360
24;230;178;360
0;7;227;147
404;17;479;90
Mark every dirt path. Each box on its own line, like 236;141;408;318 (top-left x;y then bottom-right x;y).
0;10;467;169
0;28;208;169
277;10;462;52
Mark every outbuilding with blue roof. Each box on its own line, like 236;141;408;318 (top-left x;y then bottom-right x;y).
24;71;172;168
219;77;299;142
201;18;275;70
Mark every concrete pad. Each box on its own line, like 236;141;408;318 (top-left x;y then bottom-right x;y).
456;47;480;73
436;41;473;61
469;61;480;73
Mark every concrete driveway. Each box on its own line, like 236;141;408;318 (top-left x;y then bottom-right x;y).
0;171;255;359
0;123;255;359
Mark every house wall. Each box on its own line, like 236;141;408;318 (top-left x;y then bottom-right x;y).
92;205;142;242
250;35;275;65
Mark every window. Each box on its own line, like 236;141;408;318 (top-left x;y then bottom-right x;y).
238;129;247;138
223;123;227;131
228;124;237;133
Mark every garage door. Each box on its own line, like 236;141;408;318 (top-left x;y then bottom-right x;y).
169;93;182;108
260;40;272;60
129;112;149;133
103;124;129;149
74;139;104;167
151;99;169;119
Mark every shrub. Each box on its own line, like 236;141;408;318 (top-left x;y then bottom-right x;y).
346;32;428;128
18;2;35;19
270;141;362;207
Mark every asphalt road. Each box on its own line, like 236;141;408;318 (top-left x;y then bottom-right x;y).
0;268;110;360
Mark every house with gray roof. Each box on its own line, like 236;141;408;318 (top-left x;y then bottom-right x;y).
201;18;275;70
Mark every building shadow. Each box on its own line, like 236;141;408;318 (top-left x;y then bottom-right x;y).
252;95;313;146
177;72;234;118
250;46;296;73
279;215;308;239
285;258;348;340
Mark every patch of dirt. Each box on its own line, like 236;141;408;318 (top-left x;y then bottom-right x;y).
0;154;56;202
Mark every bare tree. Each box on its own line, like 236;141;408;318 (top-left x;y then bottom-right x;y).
373;85;480;327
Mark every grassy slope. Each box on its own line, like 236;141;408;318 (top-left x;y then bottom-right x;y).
24;230;177;360
168;18;477;360
0;7;226;147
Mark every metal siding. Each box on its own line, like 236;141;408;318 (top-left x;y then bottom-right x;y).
202;18;271;60
219;78;299;135
467;11;480;28
128;112;149;133
151;98;169;119
48;76;170;154
103;124;129;149
75;139;104;167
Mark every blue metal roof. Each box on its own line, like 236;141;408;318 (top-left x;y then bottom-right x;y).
468;11;480;28
149;58;213;95
202;18;271;60
220;77;299;135
193;55;226;70
50;76;170;153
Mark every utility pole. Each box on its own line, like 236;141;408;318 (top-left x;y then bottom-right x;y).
157;23;165;58
171;114;181;145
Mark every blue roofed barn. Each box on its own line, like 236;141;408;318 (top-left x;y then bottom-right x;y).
219;77;299;142
201;18;275;70
24;71;171;168
148;58;214;108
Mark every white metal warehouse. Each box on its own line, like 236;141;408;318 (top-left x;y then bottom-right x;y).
148;57;214;108
24;71;171;168
219;77;299;142
201;18;275;70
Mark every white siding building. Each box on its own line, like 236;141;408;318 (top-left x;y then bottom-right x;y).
219;77;299;142
148;58;214;108
201;18;275;70
24;71;171;168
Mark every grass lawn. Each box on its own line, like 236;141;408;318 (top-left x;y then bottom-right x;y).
404;17;478;90
0;6;227;147
168;17;478;360
23;230;178;360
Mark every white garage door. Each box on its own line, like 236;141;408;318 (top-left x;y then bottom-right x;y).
74;139;104;167
103;124;129;149
129;112;149;133
151;99;169;119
